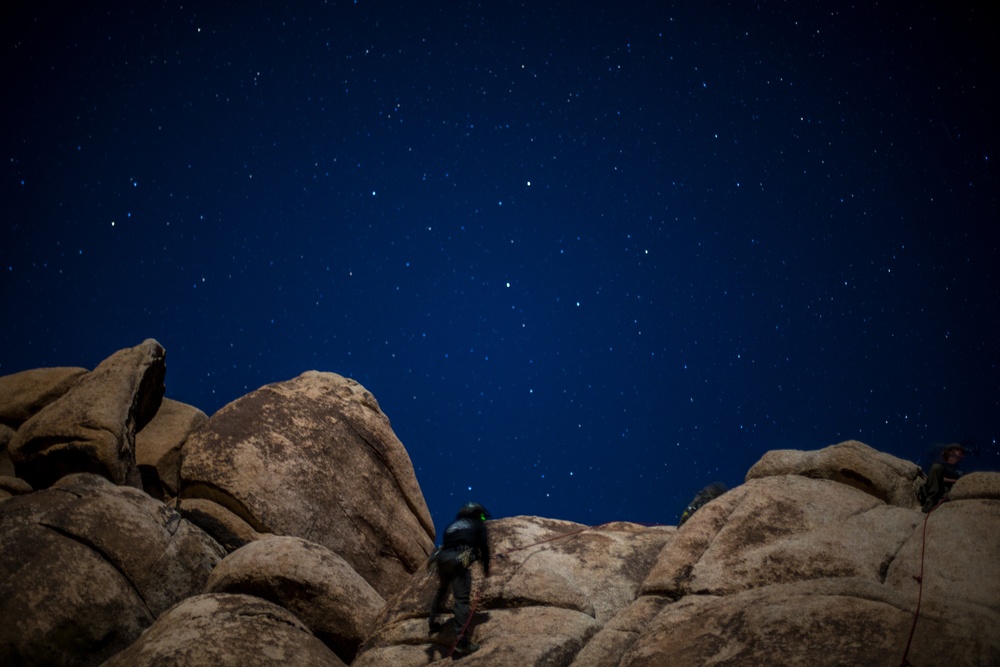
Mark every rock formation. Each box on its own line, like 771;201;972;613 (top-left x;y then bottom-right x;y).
177;370;436;597
7;339;165;489
0;341;997;666
204;535;384;663
0;473;224;665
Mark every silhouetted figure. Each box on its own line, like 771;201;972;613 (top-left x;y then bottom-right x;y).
921;445;966;512
428;502;491;654
679;482;728;525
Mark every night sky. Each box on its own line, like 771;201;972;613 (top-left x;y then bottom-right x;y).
3;2;998;538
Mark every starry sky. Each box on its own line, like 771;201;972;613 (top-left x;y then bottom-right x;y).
3;2;998;537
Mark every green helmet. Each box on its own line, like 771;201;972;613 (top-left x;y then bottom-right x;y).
457;502;490;521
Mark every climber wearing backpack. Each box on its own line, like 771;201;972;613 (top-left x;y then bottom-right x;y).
427;502;491;655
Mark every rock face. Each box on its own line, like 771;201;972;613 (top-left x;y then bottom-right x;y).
204;535;385;663
354;517;673;667
8;340;165;489
745;439;925;508
102;593;346;667
354;451;1000;666
179;371;435;598
1;343;998;667
0;366;88;427
0;473;224;666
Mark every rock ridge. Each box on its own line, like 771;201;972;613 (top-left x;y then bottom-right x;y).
0;340;997;666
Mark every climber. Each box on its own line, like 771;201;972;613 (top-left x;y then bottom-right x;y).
679;482;728;525
920;444;965;512
428;502;492;654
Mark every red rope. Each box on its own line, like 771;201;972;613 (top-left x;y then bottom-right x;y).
445;592;481;658
899;499;944;666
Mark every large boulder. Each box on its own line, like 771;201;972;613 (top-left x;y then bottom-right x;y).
745;439;924;508
948;470;1000;502
612;574;999;666
7;340;165;489
885;493;1000;635
0;473;225;666
102;593;346;667
641;474;919;597
0;366;88;427
205;535;385;663
616;447;1000;667
179;371;434;597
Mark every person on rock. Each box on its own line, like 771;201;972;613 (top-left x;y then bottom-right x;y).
428;502;491;655
678;482;728;525
921;444;966;512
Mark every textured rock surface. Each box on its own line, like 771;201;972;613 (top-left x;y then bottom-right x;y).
180;371;434;597
7;340;165;489
102;593;346;667
205;535;385;663
0;473;224;666
0;366;88;427
949;470;1000;501
355;517;673;666
745;439;924;508
354;452;999;666
617;579;916;667
641;475;920;597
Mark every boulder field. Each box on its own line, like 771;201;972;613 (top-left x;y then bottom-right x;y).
1;340;997;666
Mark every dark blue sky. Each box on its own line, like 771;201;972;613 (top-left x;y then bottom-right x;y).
3;2;997;537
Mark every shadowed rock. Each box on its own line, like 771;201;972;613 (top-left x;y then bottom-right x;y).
205;535;385;663
178;497;260;552
0;473;224;667
7;340;165;489
0;424;14;477
0;366;88;427
102;593;346;667
0;475;32;498
135;397;207;499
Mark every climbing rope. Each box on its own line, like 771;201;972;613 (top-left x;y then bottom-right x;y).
899;498;945;667
444;591;481;658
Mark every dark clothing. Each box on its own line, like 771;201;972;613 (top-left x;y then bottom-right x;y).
679;482;728;526
441;517;490;574
431;551;473;632
921;461;963;512
429;516;490;635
